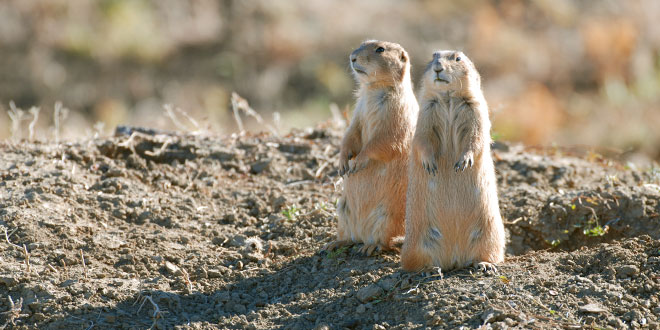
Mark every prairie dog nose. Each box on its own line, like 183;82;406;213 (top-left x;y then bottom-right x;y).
350;54;357;62
434;65;444;73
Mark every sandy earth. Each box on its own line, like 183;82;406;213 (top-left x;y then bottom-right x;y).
0;125;659;329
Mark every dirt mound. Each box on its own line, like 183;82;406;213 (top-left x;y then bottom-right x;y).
0;126;659;329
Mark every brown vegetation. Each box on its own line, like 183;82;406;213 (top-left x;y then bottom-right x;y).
0;1;659;163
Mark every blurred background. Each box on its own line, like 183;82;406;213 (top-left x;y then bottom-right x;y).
0;0;659;164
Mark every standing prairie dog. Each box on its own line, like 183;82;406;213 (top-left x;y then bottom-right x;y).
401;51;505;272
324;40;419;255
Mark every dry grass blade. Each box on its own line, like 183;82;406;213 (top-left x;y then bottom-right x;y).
117;131;172;157
22;244;30;273
143;138;173;157
80;249;88;279
53;101;69;143
180;268;193;293
3;227;21;250
163;104;200;132
28;107;40;141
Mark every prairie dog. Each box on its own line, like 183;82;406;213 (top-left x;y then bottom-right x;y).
401;51;505;271
324;40;419;255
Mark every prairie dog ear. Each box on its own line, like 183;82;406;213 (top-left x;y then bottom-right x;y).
400;51;408;62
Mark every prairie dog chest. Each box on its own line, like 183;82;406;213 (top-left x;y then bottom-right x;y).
360;91;391;139
430;96;465;126
425;96;469;155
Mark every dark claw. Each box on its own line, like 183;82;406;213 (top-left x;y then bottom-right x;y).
424;162;437;176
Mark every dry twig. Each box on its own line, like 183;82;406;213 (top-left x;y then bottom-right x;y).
180;268;193;292
28;107;40;141
3;227;21;250
0;296;27;329
135;294;165;329
47;264;59;274
231;92;278;135
54;101;69;143
22;244;30;273
164;104;200;132
80;249;88;279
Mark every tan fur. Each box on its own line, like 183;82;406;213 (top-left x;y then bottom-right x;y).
326;40;419;253
401;51;505;271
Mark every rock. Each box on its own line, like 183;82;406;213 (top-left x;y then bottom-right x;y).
579;303;607;313
341;319;360;329
616;265;639;277
105;314;116;323
356;284;383;303
164;261;182;276
481;307;505;323
250;160;271;174
0;277;17;287
230;234;247;248
269;195;287;211
212;236;228;246
232;303;247;314
278;143;311;154
607;316;624;328
356;304;366;313
378;277;398;291
207;269;222;278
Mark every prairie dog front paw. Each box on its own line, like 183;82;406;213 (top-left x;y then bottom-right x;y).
454;151;474;172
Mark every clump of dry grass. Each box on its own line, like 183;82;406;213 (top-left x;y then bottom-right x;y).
27;107;40;141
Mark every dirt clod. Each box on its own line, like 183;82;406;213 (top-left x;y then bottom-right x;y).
616;265;640;277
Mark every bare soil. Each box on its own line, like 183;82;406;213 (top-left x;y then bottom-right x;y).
1;125;659;329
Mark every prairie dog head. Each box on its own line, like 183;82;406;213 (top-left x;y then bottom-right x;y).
349;40;411;89
420;51;481;98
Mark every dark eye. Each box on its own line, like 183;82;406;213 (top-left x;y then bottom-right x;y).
376;47;385;53
455;56;461;62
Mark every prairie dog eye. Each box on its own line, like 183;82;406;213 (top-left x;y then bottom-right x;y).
375;47;385;53
455;56;461;62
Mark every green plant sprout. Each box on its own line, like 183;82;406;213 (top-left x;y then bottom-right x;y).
282;205;300;221
326;246;349;259
583;223;608;237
